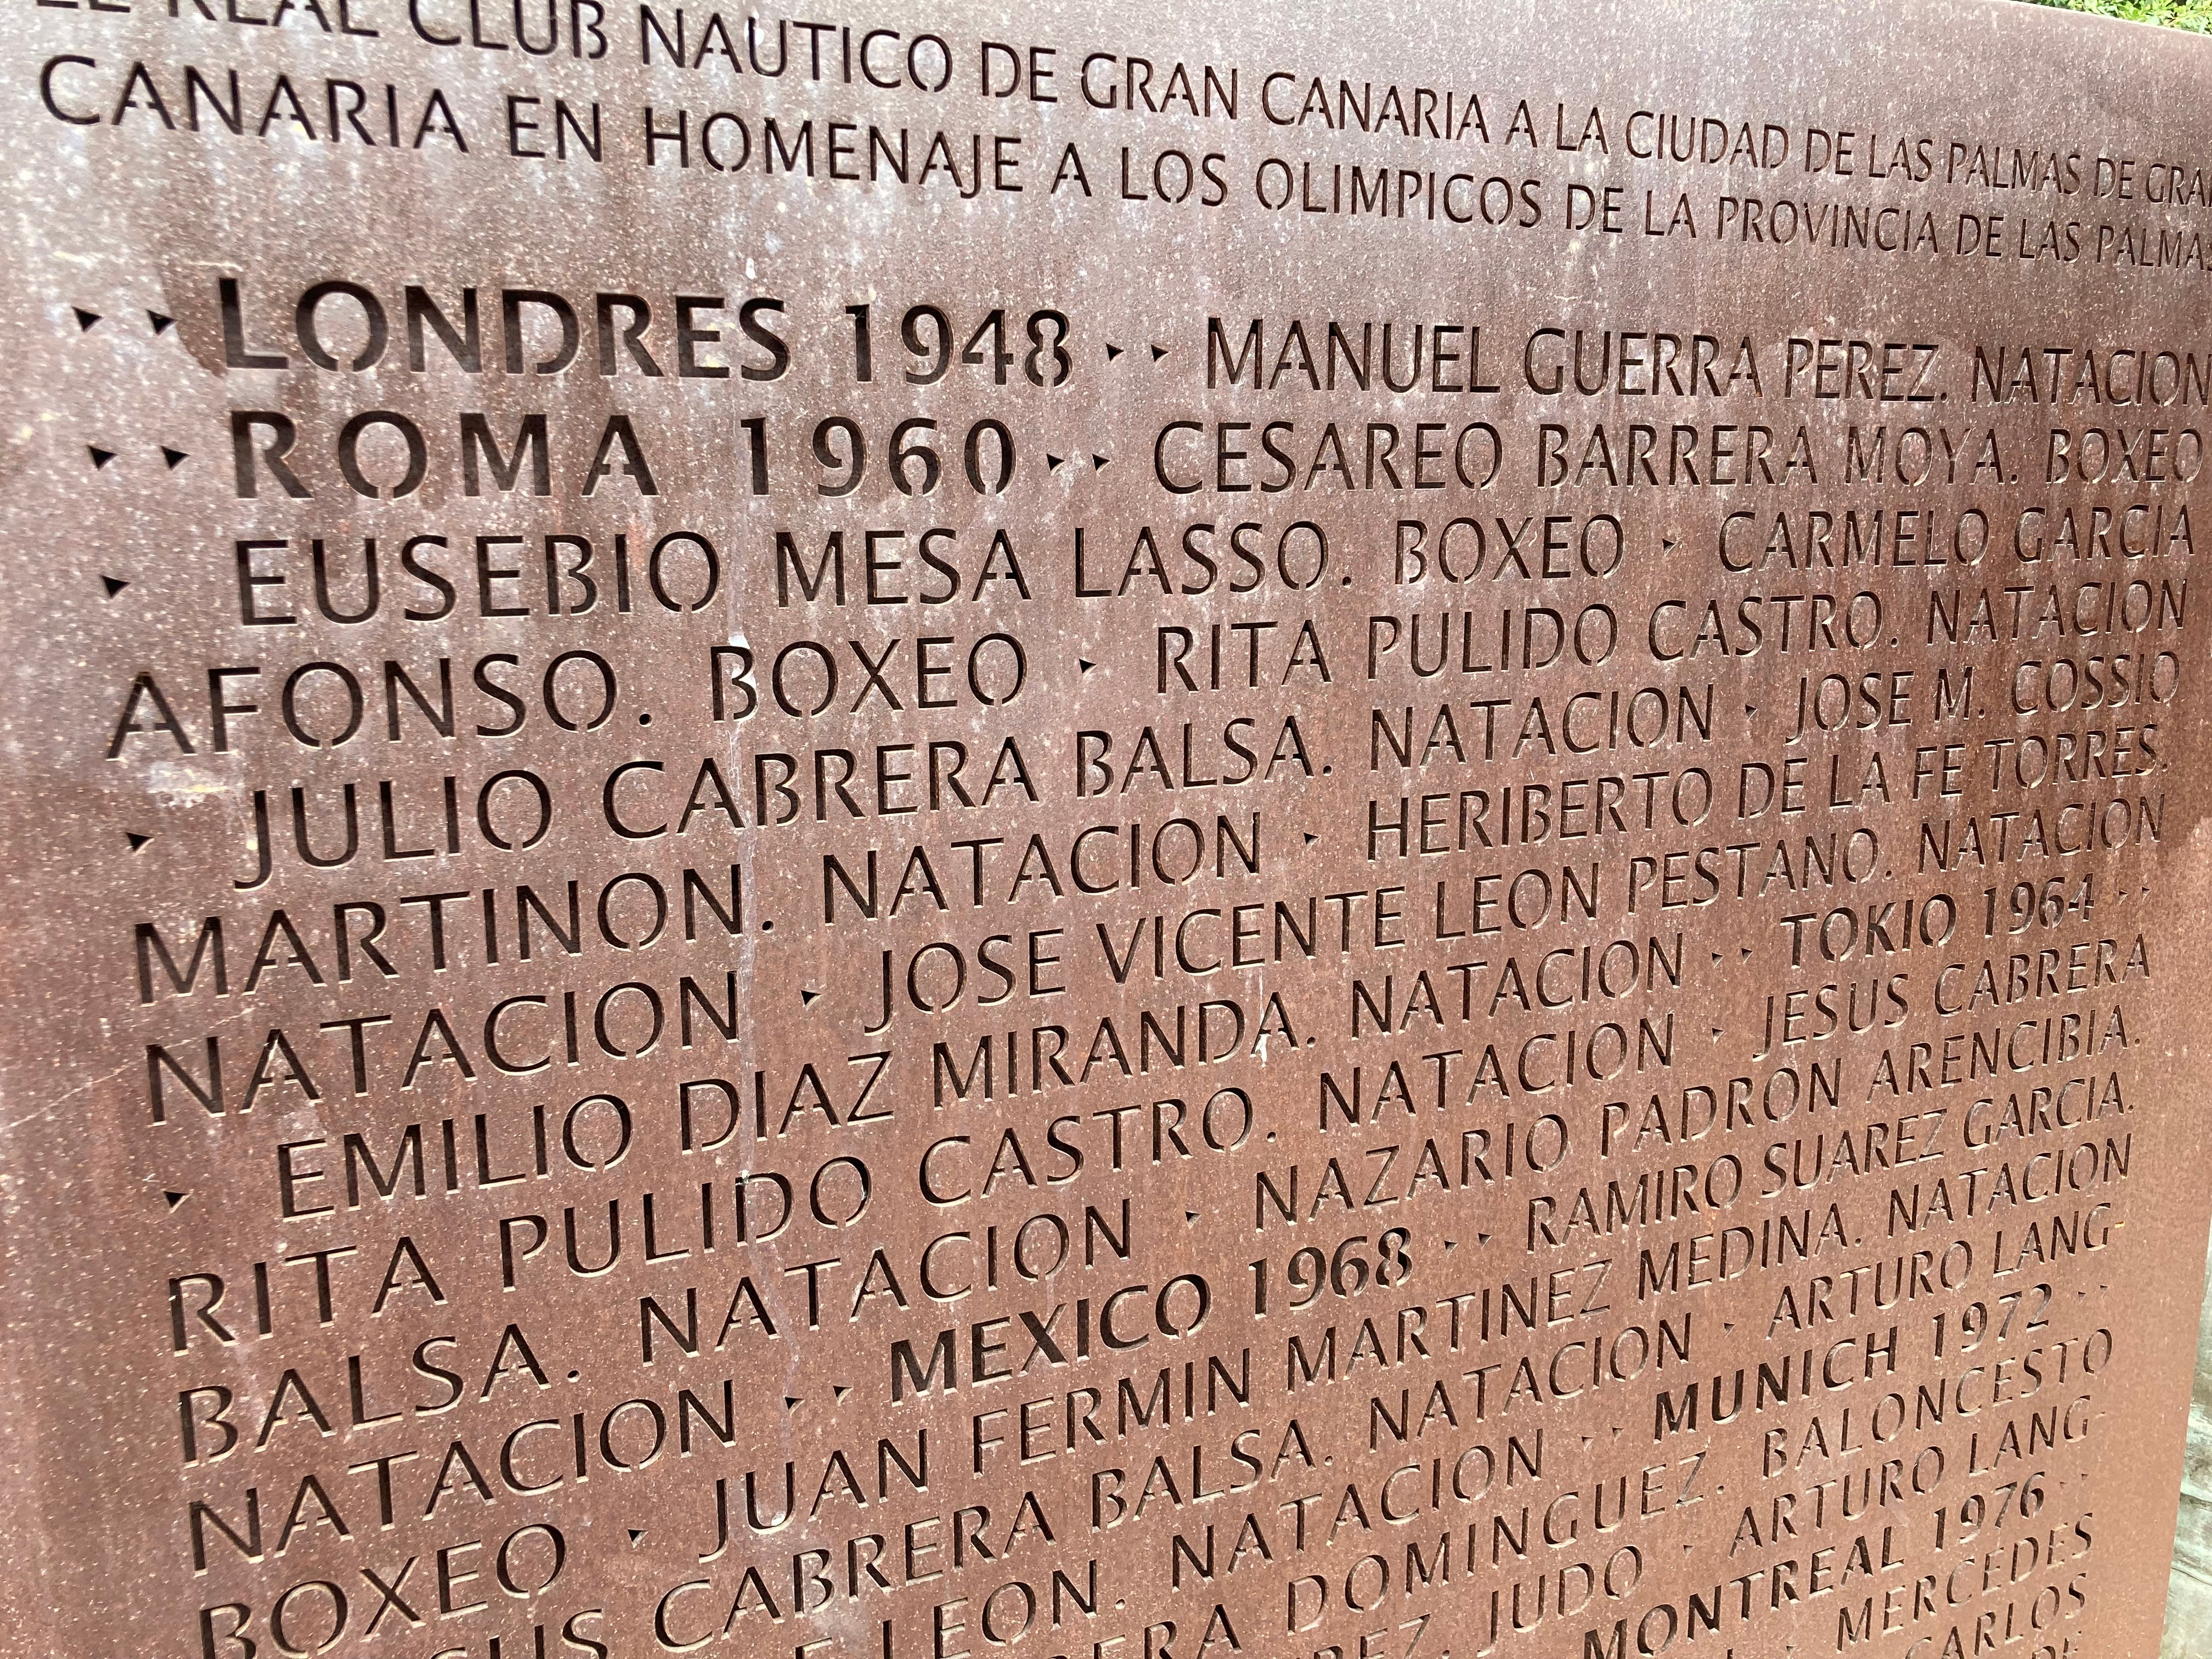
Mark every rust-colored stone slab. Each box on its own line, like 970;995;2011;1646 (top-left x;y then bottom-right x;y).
4;4;2212;1657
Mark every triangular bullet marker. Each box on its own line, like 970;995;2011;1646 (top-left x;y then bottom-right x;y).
162;447;188;469
628;1530;644;1545
1092;454;1109;470
164;1190;187;1210
89;447;115;469
1047;453;1065;471
1150;344;1167;361
149;312;174;335
1079;659;1095;674
784;1396;801;1410
833;1384;850;1402
801;988;819;1006
1105;343;1123;360
103;575;128;597
126;832;150;851
1303;832;1317;845
74;308;100;331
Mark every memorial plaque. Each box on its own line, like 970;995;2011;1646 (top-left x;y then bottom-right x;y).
5;2;2212;1656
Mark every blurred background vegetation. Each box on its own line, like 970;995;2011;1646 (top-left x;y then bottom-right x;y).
2019;0;2208;1652
2024;0;2211;30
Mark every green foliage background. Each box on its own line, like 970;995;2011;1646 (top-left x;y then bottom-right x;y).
2024;0;2211;32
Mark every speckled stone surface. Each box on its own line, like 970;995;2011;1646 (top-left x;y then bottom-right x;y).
4;4;2212;1658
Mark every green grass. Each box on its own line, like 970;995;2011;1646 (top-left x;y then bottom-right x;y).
2023;0;2212;32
